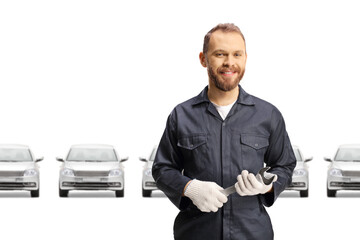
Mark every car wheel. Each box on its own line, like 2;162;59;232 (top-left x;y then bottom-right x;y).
115;190;124;197
31;189;39;198
327;188;336;197
142;188;152;197
59;187;69;197
300;189;308;197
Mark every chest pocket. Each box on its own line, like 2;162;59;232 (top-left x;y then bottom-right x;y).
240;134;269;172
177;134;208;178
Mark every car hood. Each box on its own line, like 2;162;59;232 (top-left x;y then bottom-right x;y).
146;161;154;169
332;162;360;171
295;162;306;170
0;162;35;171
64;162;121;171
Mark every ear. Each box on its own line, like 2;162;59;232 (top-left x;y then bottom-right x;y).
199;52;207;68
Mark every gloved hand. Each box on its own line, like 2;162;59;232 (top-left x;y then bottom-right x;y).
184;179;228;212
235;170;278;196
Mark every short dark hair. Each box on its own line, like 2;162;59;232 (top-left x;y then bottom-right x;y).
203;23;246;55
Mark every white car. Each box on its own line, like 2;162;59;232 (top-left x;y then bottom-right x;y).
57;144;128;197
139;146;158;197
325;144;360;197
0;144;43;197
285;145;312;197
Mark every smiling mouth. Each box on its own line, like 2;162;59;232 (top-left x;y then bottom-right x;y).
220;71;236;76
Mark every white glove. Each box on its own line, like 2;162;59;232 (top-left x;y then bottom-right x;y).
184;179;228;212
235;170;278;196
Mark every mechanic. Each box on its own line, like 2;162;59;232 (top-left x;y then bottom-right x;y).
152;23;296;240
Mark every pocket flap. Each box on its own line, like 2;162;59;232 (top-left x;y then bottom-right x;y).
177;134;207;150
241;134;269;150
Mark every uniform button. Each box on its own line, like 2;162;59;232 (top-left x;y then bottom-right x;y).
222;122;226;127
190;144;194;147
254;143;259;147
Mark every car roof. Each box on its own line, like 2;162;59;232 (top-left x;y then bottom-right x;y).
70;144;114;149
0;144;29;149
338;144;360;149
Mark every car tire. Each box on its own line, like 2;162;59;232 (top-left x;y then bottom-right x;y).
59;187;69;197
300;189;308;197
115;190;124;197
327;188;336;197
142;188;152;197
31;189;39;198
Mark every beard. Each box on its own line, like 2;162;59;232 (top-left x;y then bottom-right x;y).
207;65;245;92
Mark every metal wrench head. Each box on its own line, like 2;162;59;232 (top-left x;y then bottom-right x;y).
258;167;275;185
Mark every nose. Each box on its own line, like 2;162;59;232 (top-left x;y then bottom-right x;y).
223;55;235;67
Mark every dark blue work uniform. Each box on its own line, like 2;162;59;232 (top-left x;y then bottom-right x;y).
152;86;296;240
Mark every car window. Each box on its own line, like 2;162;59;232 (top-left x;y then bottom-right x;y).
0;148;33;162
67;148;118;162
149;148;158;162
335;148;360;162
293;149;302;162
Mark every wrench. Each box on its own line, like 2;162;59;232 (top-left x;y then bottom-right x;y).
220;167;276;196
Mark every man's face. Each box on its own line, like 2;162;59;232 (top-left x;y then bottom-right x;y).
200;30;247;92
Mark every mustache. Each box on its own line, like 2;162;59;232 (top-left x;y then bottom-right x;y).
218;66;240;73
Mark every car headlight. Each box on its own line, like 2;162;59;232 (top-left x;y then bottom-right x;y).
144;168;152;176
61;168;75;177
329;168;342;177
109;169;122;177
24;169;38;177
293;169;307;176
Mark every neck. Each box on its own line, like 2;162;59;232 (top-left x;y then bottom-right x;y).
207;83;239;106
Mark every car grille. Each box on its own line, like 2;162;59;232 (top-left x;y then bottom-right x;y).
288;182;306;187
62;182;121;188
342;171;360;177
0;182;37;188
330;182;360;187
74;171;109;177
145;182;157;187
0;171;23;177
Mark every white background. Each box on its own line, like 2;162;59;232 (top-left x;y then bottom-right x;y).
1;0;360;239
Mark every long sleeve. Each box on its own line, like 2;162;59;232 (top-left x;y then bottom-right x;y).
260;108;296;207
152;111;192;210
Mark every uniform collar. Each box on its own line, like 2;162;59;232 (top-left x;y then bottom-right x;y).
192;85;255;106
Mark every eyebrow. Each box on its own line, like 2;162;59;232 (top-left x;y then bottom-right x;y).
212;49;245;54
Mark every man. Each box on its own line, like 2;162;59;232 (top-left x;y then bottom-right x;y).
152;23;296;240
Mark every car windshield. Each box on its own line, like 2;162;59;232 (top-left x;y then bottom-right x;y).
294;149;302;162
0;148;33;162
335;148;360;162
67;148;118;162
149;148;158;161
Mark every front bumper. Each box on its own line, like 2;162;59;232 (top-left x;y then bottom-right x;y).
327;176;360;190
142;175;158;190
60;176;124;191
286;175;308;191
0;176;39;191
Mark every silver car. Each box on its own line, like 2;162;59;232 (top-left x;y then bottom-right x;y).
57;144;128;197
286;145;312;197
0;144;43;197
325;144;360;197
139;146;158;197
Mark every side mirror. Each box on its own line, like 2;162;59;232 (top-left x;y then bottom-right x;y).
304;157;313;162
56;157;64;162
120;157;129;162
139;157;147;162
324;157;332;162
35;157;44;162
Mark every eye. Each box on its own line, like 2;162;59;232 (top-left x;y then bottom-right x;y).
216;53;224;57
234;53;242;57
